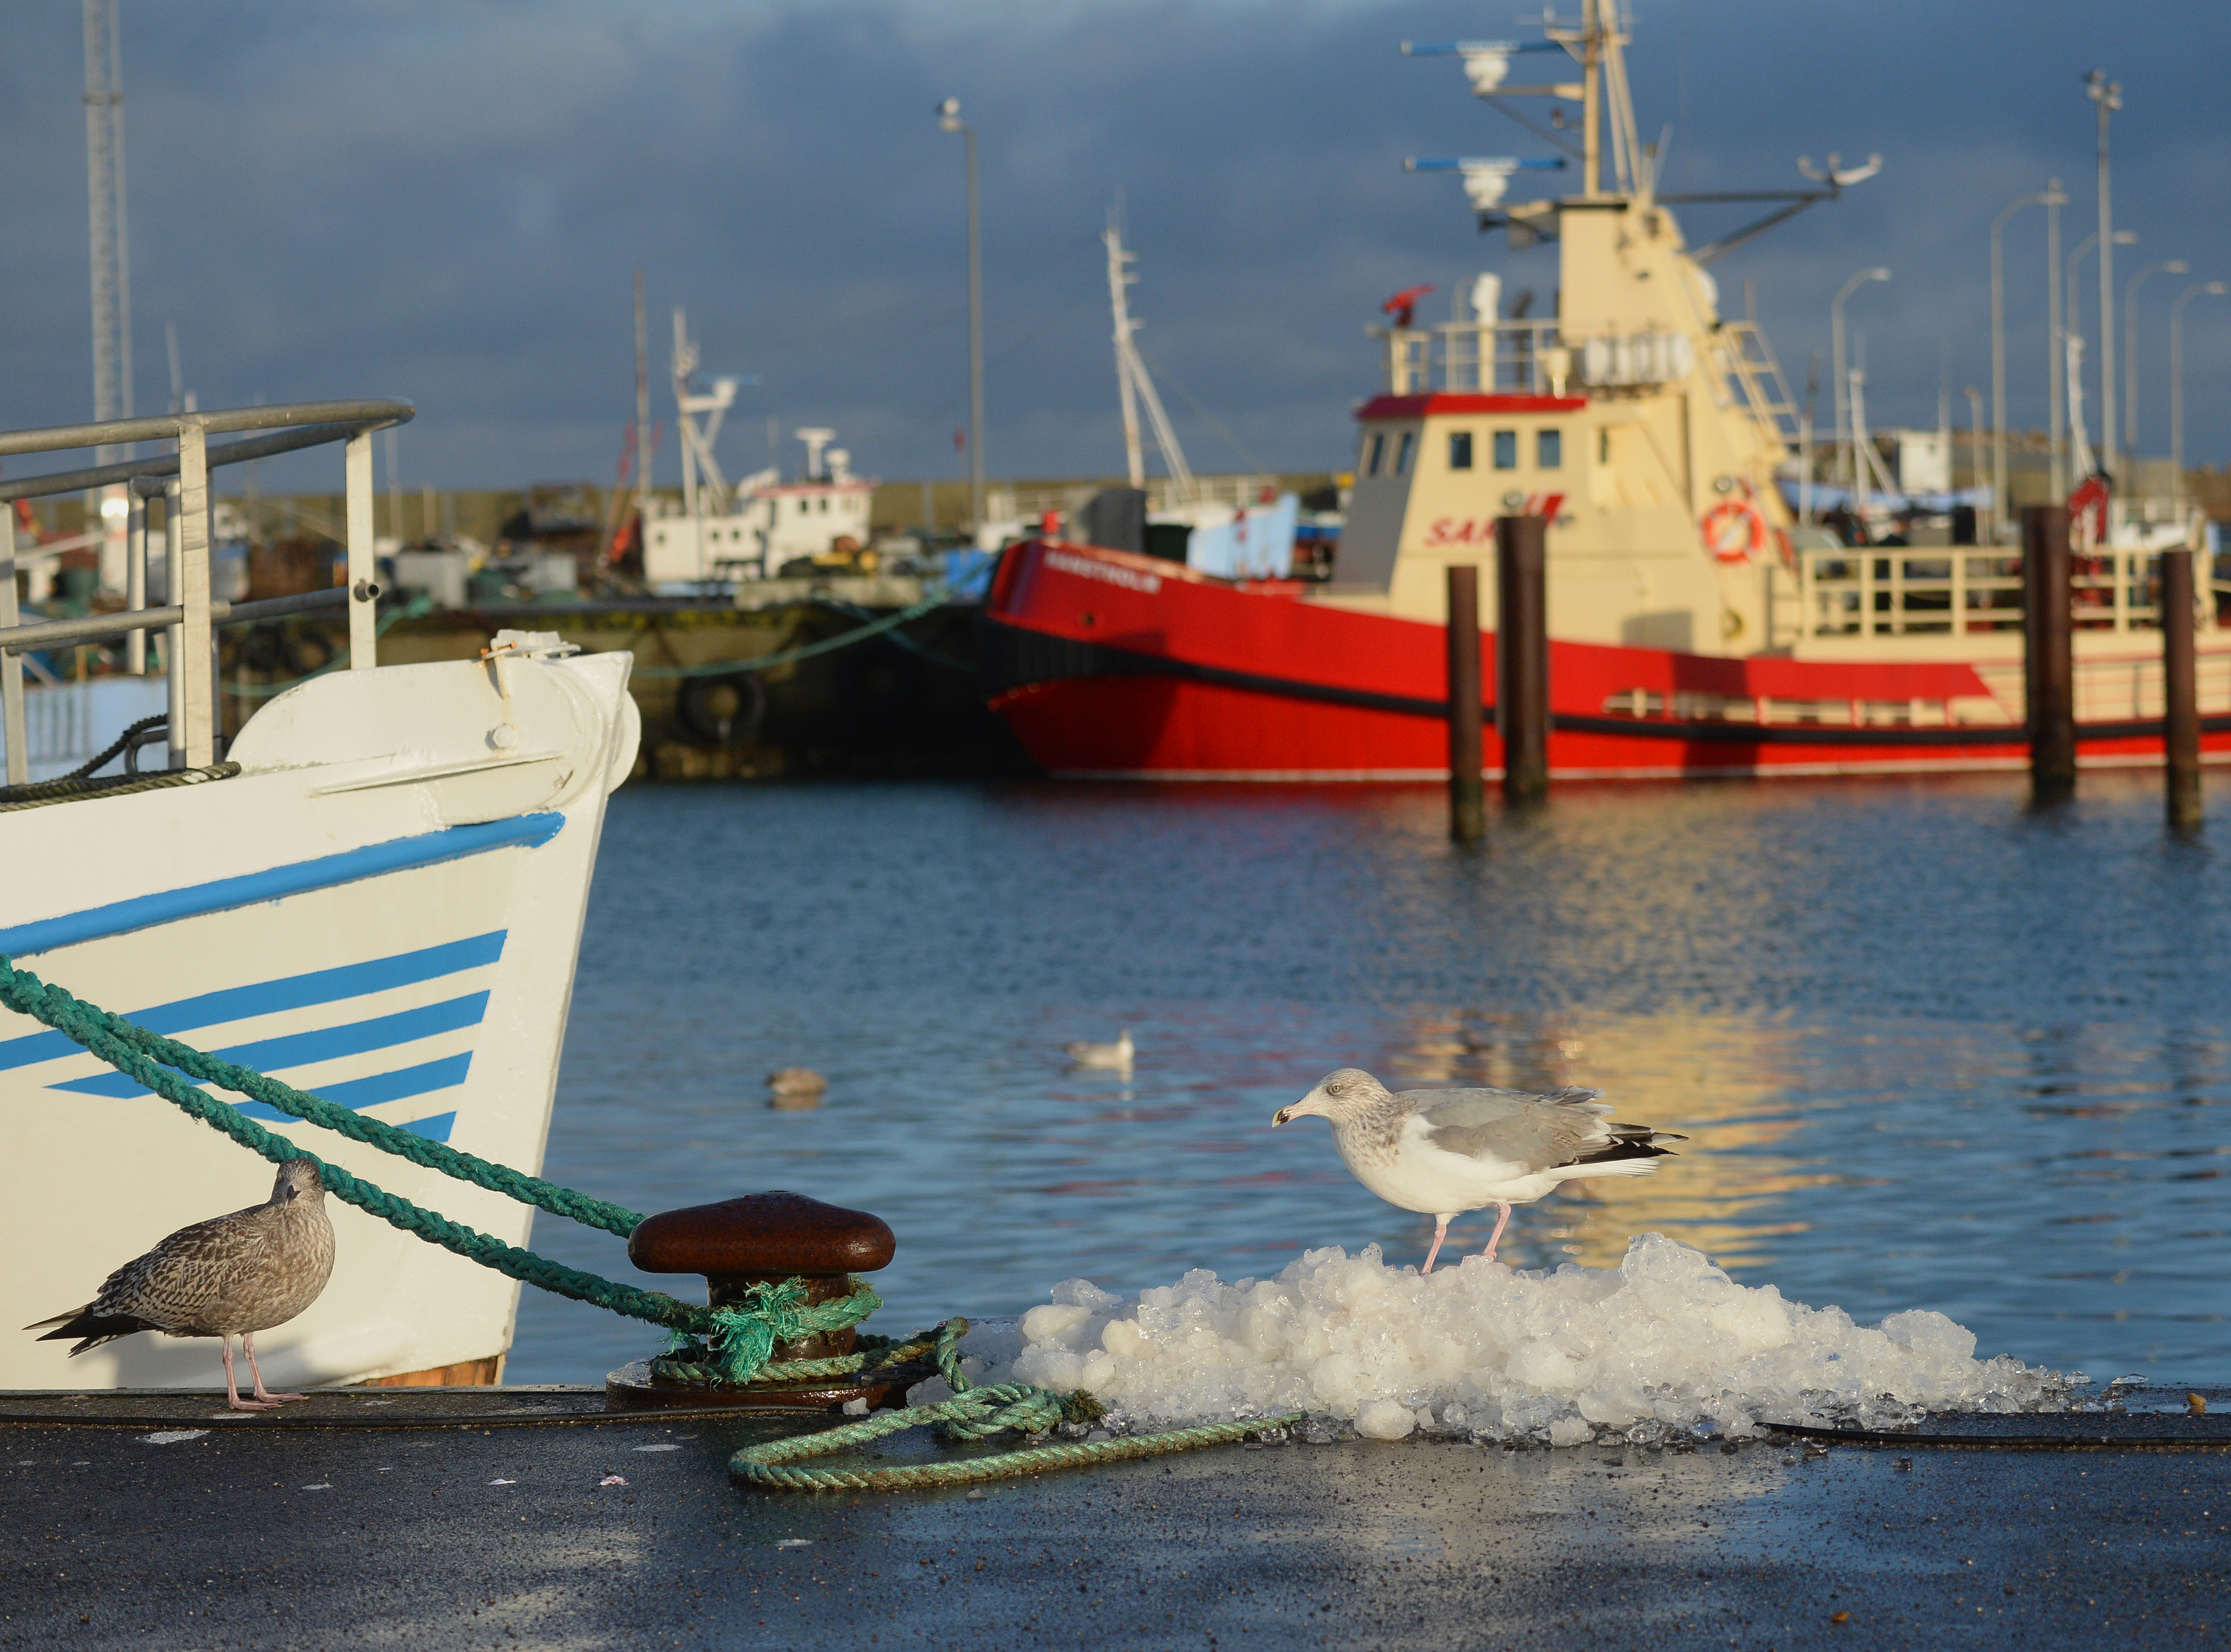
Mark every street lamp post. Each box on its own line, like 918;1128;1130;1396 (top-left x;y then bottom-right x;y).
2124;260;2189;453
1831;267;1891;496
2087;71;2123;480
1992;182;2065;541
938;97;985;537
1963;386;1984;496
2170;281;2228;513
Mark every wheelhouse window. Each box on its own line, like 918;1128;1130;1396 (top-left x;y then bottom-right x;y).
1365;432;1385;476
1394;431;1415;475
1537;428;1563;469
1448;432;1474;471
1492;429;1518;470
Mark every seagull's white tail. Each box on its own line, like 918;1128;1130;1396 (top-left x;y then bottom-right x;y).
1549;1157;1663;1183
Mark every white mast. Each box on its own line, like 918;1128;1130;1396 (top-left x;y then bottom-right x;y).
1100;223;1194;504
1104;223;1145;487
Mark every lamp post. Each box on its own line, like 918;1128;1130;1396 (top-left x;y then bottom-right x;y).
2124;260;2189;453
1831;267;1891;494
1963;386;1984;495
938;97;985;537
2086;70;2123;479
2170;281;2228;513
1992;182;2065;541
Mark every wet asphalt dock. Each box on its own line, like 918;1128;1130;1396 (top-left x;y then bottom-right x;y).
1;1389;2226;1651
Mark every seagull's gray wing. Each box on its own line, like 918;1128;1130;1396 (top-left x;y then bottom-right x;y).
1397;1086;1614;1173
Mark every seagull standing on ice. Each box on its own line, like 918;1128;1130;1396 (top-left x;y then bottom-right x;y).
25;1158;336;1411
1273;1068;1684;1273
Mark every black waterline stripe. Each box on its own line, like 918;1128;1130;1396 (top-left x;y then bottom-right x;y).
988;621;2231;749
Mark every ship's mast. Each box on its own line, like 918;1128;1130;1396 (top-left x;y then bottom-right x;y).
1104;224;1146;489
1101;223;1195;503
1548;0;1638;202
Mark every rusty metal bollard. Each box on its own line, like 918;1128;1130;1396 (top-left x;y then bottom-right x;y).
605;1190;908;1411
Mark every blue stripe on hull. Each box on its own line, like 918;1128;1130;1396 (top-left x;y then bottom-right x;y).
0;933;508;1073
48;992;491;1098
0;812;563;960
228;1051;475;1119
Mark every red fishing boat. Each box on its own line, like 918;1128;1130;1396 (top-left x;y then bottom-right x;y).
982;3;2227;781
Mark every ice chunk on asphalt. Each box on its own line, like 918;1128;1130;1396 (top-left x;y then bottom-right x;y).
963;1234;2071;1445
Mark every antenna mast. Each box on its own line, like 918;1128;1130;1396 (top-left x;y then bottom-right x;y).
83;0;132;462
1100;223;1194;503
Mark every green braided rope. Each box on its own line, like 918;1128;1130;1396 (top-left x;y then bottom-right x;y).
0;956;645;1238
652;1323;940;1388
732;1394;1308;1492
729;1311;1306;1493
0;954;712;1336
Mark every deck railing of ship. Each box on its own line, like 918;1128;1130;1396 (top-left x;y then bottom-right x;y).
1770;543;2231;646
0;401;413;787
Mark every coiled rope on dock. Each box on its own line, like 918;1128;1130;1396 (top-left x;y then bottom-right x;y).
0;952;1302;1484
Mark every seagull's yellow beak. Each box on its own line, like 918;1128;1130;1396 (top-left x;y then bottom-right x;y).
1272;1106;1293;1127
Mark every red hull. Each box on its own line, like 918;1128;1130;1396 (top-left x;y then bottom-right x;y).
982;539;2231;780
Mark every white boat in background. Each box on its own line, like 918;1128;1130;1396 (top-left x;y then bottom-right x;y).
0;400;638;1391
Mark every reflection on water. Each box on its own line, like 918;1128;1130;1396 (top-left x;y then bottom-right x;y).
512;773;2231;1384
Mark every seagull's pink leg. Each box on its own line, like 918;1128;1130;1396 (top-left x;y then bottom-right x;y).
1480;1202;1514;1265
242;1332;306;1405
1420;1218;1450;1275
222;1335;277;1412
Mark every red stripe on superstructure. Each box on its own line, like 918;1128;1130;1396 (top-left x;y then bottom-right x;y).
1356;393;1591;421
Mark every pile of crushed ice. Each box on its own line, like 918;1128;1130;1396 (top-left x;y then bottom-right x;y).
919;1235;2075;1446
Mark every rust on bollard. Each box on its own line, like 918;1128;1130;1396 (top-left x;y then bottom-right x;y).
1496;515;1549;803
1446;564;1485;842
2022;505;2076;804
2163;546;2202;832
607;1191;909;1411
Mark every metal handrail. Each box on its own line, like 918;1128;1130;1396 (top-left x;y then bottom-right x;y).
0;399;414;786
0;588;351;654
0;420;389;505
0;399;410;461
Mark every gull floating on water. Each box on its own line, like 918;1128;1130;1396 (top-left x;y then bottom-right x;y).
25;1158;336;1411
766;1067;828;1111
1273;1067;1684;1273
1064;1028;1134;1070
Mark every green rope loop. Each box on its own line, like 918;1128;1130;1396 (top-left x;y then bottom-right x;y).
730;1398;1308;1493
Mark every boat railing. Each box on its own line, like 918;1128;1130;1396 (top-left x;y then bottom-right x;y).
1374;321;1567;397
1768;543;2230;646
0;400;414;786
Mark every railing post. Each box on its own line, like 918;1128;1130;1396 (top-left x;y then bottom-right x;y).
125;488;147;674
2163;545;2202;831
176;419;216;768
345;431;378;669
163;478;183;767
0;506;26;787
1445;564;1485;843
2024;504;2076;803
1496;514;1550;803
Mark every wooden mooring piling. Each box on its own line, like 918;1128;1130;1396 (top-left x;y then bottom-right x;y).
1496;515;1549;805
1444;563;1485;843
2163;544;2203;831
2023;505;2076;805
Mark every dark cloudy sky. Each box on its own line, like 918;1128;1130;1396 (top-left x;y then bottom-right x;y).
1;2;2225;492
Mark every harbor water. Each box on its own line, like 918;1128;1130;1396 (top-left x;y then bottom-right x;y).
511;773;2231;1387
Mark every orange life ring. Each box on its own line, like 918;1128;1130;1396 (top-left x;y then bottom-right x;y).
1700;498;1767;564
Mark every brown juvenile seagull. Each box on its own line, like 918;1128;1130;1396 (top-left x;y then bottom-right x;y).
26;1158;336;1411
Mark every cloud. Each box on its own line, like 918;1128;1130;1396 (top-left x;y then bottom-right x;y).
1;0;2225;488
